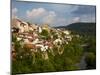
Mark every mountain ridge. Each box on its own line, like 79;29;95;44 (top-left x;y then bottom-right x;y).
55;22;96;36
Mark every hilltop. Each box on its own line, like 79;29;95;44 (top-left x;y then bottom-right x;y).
56;22;96;36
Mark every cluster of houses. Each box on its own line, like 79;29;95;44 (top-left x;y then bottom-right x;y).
11;18;73;62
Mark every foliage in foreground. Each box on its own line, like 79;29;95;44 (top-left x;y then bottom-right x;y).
12;35;83;74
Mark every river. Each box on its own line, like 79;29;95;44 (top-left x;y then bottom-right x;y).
75;52;88;69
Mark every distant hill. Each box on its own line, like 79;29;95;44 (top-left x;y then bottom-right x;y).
56;22;96;36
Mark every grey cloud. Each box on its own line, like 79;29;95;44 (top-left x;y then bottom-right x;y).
72;5;96;15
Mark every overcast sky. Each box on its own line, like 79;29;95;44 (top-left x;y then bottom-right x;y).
12;0;96;27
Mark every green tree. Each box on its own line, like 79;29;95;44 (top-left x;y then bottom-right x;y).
85;52;96;69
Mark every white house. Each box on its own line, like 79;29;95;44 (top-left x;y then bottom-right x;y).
63;30;70;35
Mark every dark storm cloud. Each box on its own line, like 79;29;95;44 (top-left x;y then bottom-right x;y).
72;5;96;15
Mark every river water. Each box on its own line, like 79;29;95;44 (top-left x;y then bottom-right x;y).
75;52;88;70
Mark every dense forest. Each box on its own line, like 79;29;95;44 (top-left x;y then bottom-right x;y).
65;22;96;69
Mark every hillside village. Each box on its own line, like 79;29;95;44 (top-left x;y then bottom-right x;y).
11;18;75;60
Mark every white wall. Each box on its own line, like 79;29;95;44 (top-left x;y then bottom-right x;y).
0;0;99;75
